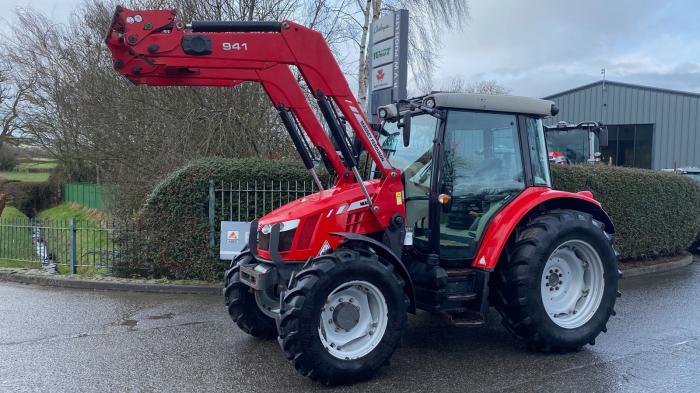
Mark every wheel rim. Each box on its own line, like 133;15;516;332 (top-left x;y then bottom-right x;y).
541;239;605;329
318;280;388;360
254;289;280;319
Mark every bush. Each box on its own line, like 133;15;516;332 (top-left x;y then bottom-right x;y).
0;181;60;215
0;145;20;170
118;157;311;280
551;165;700;261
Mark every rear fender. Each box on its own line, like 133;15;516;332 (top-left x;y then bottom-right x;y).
330;232;416;314
472;187;615;271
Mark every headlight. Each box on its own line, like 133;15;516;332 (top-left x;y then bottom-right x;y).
423;97;436;108
279;219;300;232
261;219;300;234
377;104;398;120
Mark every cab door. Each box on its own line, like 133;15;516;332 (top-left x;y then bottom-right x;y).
434;110;526;262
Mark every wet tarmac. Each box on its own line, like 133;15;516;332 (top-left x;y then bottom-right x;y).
1;256;699;392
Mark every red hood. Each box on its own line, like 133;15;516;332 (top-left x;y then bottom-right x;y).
256;179;388;261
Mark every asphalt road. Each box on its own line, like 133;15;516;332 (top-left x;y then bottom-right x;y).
1;257;699;393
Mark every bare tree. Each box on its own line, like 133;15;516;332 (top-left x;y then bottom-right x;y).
0;66;30;149
1;0;467;215
353;0;470;107
443;77;511;95
2;2;302;214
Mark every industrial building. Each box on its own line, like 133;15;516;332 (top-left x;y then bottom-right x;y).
544;80;700;170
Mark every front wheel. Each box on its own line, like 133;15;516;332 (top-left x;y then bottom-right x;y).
493;209;619;352
223;252;278;339
277;248;408;385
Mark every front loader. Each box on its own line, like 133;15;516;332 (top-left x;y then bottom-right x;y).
106;7;621;385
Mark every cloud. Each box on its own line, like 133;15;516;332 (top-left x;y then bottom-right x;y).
434;0;700;97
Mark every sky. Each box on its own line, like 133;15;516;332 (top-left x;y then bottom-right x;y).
2;0;700;98
1;0;76;25
437;0;700;97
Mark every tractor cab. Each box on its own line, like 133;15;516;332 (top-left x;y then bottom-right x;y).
544;121;609;164
377;93;556;264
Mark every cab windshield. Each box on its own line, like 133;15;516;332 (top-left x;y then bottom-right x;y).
380;115;438;189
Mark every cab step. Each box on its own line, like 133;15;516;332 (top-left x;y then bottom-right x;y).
444;267;476;278
446;293;478;302
441;310;486;327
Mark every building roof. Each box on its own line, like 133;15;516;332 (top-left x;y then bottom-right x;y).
543;80;700;100
428;92;556;117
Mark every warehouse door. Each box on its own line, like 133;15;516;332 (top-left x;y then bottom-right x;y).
600;124;653;168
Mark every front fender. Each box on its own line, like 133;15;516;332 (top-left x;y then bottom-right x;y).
472;187;614;270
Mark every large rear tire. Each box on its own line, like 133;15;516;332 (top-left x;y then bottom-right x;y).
277;248;409;385
223;252;278;339
493;209;619;352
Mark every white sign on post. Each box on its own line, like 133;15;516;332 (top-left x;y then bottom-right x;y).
371;13;395;44
371;39;394;67
371;64;394;91
367;9;408;119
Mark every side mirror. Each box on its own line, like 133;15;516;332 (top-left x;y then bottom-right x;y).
400;113;411;147
598;126;609;147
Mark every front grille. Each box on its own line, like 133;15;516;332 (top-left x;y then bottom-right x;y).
257;228;295;252
279;229;296;252
258;230;270;251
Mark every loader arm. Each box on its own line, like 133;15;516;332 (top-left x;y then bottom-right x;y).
105;7;396;191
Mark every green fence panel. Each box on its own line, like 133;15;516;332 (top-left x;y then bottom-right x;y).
63;183;108;210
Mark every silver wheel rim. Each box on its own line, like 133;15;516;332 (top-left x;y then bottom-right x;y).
541;239;605;329
254;289;280;319
318;280;388;360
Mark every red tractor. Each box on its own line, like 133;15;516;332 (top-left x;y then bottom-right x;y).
106;7;620;385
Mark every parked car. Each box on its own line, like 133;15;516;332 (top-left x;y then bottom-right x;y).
664;167;700;254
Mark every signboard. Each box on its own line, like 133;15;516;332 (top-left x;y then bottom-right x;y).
371;13;395;44
220;221;251;260
366;9;409;122
372;64;394;91
371;39;394;67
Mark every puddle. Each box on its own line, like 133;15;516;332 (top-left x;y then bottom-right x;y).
146;313;175;320
120;319;138;329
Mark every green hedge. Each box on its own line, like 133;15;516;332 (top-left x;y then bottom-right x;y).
551;165;700;261
0;181;60;215
120;160;699;279
118;157;311;280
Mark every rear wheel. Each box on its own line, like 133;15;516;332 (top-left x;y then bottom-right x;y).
277;248;408;385
223;252;278;339
493;209;619;352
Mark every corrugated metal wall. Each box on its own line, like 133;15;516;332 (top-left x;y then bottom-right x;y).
544;81;700;169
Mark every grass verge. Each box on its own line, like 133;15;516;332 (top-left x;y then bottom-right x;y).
0;171;51;182
0;206;35;263
15;161;58;172
0;259;41;269
38;203;111;274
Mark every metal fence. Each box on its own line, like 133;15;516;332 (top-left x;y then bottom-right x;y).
1;181;319;272
208;180;318;249
64;183;110;210
0;218;129;273
209;180;318;222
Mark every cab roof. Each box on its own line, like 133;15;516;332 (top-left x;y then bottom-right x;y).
427;92;557;117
